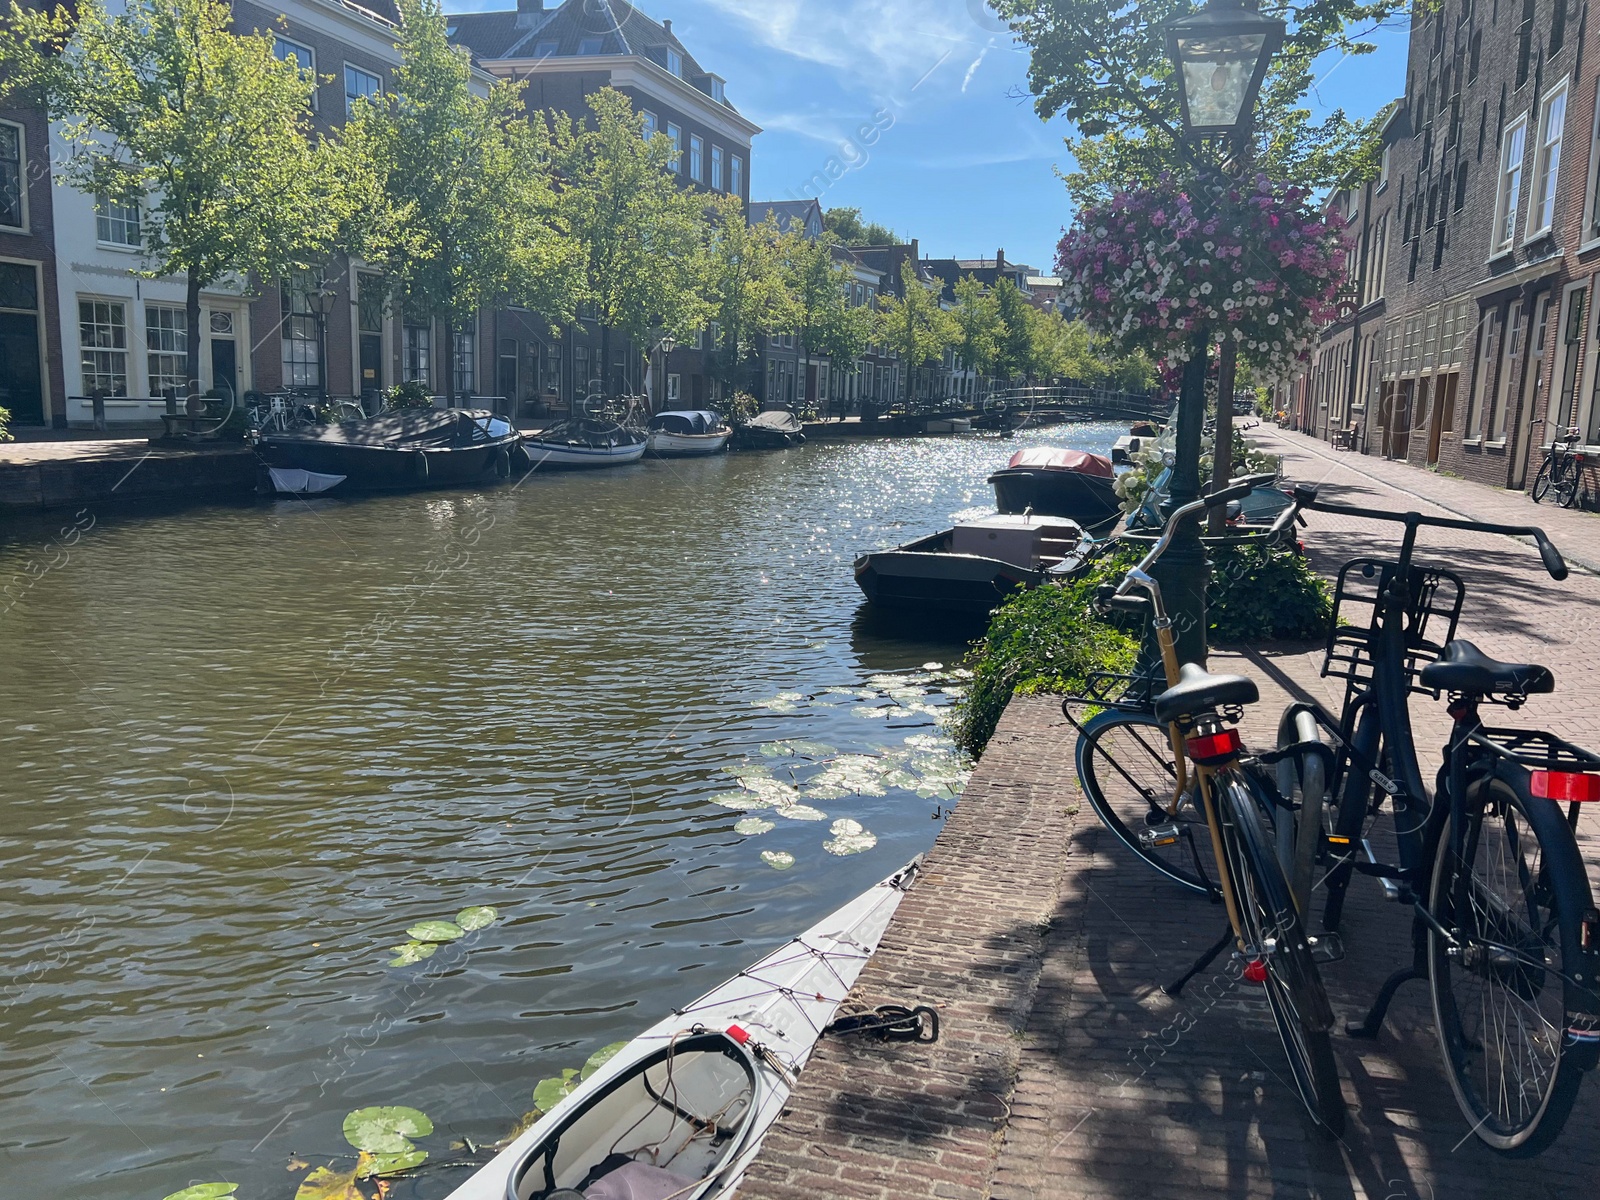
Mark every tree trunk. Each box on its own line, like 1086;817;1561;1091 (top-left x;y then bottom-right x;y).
185;271;203;415
1208;336;1237;535
444;318;457;407
799;335;809;415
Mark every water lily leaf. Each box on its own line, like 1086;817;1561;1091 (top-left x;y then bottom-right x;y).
294;1166;362;1200
723;763;771;782
406;919;464;942
342;1105;433;1153
733;817;775;836
163;1186;238;1200
807;755;890;799
532;1068;580;1114
387;941;438;967
773;803;828;822
358;1149;427;1178
824;818;878;856
743;777;800;806
851;706;889;719
758;741;794;757
581;1041;628;1080
786;740;837;759
760;850;796;870
753;691;804;713
455;905;498;931
709;790;767;812
922;662;944;671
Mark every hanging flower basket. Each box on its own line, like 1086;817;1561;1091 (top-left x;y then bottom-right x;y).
1056;173;1348;386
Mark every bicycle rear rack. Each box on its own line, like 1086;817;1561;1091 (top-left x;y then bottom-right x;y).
1060;670;1158;715
1322;559;1464;706
1470;727;1600;773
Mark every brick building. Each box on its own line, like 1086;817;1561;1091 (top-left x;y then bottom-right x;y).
0;95;65;428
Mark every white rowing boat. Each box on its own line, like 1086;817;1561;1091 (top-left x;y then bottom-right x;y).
444;858;921;1200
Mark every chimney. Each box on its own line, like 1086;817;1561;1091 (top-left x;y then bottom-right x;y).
663;18;672;35
515;0;543;27
996;248;1005;273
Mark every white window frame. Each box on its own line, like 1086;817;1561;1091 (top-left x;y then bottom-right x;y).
689;134;703;182
453;327;475;395
641;110;657;139
274;36;318;109
0;119;28;233
94;191;140;250
1527;78;1569;240
1378;144;1390;191
578;36;604;56
403;321;431;388
666;48;683;77
344;64;381;118
1491;115;1528;256
145;302;188;398
78;297;129;397
710;144;723;191
666;372;681;401
711;79;725;103
666;123;682;169
730;154;742;196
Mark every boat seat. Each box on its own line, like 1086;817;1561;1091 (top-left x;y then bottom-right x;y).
1152;662;1260;724
1419;640;1554;698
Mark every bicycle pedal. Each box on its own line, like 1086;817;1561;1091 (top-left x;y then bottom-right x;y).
1307;932;1344;965
1137;822;1182;849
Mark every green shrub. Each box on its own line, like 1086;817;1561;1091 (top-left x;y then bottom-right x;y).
1207;540;1332;642
0;402;12;443
385;381;434;411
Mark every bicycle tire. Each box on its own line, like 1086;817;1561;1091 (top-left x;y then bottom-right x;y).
1531;458;1555;504
1555;459;1582;509
1216;772;1346;1134
1427;774;1597;1156
1322;703;1379;932
1274;705;1330;915
1074;709;1208;894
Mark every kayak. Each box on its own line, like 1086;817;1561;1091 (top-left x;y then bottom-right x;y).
444;859;922;1200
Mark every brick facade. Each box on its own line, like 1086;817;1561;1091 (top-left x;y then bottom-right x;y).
0;99;66;427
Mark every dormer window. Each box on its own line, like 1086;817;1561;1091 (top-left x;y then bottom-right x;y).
711;79;725;103
535;41;558;58
579;37;604;55
666;48;683;77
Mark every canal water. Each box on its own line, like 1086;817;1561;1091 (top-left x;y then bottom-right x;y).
0;421;1121;1200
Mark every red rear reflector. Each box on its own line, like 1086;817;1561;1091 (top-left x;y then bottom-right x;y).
1531;772;1600;802
1243;959;1268;983
1186;729;1242;762
726;1024;750;1044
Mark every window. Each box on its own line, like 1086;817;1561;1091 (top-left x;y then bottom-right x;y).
145;304;187;398
1490;300;1524;440
1492;118;1527;253
710;145;723;190
1515;0;1535;88
689;134;703;182
0;121;23;230
404;321;431;387
730;154;742;196
641;110;657;139
666;48;683;77
344;65;381;117
535;40;559;58
1378;145;1390;190
666;372;681;401
96;192;140;248
78;300;128;396
578;37;604;55
275;36;316;106
1529;81;1567;236
358;273;384;334
711;79;725;103
1552;0;1568;57
281;277;320;389
666;123;682;169
453;328;475;395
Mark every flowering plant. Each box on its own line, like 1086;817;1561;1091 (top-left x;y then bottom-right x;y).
1056;174;1348;386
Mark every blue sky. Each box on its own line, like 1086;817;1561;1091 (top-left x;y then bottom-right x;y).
445;1;1413;275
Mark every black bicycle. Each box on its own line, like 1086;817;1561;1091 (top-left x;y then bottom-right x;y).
1531;426;1585;509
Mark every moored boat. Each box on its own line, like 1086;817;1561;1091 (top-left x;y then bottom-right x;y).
732;410;805;450
259;408;520;494
523;419;647;469
645;410;732;457
444;859;922;1200
988;447;1121;525
854;512;1085;616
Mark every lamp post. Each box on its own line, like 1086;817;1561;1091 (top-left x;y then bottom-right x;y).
1155;0;1284;669
653;332;677;411
308;283;337;413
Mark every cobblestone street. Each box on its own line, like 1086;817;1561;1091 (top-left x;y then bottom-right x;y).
740;429;1600;1199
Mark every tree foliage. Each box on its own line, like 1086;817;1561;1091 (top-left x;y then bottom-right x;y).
702;196;788;397
874;262;957;405
951;276;1002;378
779;232;873;408
823;207;897;247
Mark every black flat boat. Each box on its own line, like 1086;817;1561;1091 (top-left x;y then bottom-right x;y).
987;447;1121;524
261;409;521;494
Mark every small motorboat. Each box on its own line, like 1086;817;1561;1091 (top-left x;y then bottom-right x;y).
523;419;647;469
444;859;922;1200
732;410;805;450
854;512;1085;616
988;447;1121;525
645;410;732;457
260;409;520;494
925;417;973;434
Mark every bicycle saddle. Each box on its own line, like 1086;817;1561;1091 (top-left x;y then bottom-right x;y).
1152;662;1260;724
1419;639;1555;697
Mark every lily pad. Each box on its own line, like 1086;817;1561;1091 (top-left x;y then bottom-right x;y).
455;905;498;931
580;1041;628;1080
758;741;795;758
743;777;801;806
294;1166;362;1200
786;740;838;759
760;850;796;870
753;690;805;713
532;1068;580;1114
851;706;889;720
358;1149;428;1178
773;803;828;822
342;1105;433;1154
807;755;890;799
723;762;772;782
387;941;438;967
709;790;768;812
824;818;878;857
163;1187;238;1200
406;919;465;942
733;817;775;836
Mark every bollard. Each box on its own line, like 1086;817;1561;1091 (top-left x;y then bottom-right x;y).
91;389;107;432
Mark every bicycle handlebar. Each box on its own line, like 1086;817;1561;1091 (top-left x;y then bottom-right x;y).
1115;472;1285;595
1289;484;1569;581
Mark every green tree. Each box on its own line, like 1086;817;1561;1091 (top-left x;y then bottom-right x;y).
702;195;788;402
874;261;956;408
823;206;897;247
991;279;1035;385
352;0;578;403
0;0;354;407
951;276;1002;397
987;0;1403;203
779;232;873;415
552;87;712;399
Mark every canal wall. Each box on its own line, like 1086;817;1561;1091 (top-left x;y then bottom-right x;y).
0;440;258;513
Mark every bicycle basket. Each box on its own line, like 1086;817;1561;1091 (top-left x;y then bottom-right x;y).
1322;558;1464;695
1060;669;1159;715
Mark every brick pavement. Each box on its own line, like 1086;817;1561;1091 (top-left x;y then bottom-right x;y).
739;436;1600;1199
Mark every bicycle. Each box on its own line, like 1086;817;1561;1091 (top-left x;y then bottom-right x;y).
1531;425;1586;509
1096;478;1347;1135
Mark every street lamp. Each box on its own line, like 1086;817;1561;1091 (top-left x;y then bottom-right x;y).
307;283;338;412
1152;0;1283;671
653;331;677;410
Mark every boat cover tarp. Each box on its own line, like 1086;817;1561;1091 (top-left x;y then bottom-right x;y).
529;418;645;447
583;1160;698;1200
746;410;804;435
266;409;507;448
648;410;723;435
1004;447;1114;477
268;468;346;494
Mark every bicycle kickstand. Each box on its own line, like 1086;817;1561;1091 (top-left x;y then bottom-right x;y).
1162;925;1234;998
1345;963;1424;1038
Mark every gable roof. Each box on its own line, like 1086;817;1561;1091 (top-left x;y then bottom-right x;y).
751;199;823;236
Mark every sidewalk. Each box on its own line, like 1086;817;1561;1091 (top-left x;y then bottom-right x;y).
739;436;1600;1199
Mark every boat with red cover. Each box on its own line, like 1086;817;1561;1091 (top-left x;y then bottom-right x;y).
987;447;1121;525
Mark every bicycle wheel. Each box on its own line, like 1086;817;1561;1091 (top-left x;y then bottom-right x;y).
1555;459;1582;509
1274;705;1330;915
1427;775;1595;1155
1075;709;1208;894
1216;772;1346;1134
1531;458;1555;504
